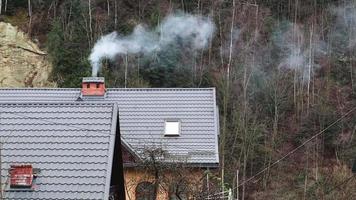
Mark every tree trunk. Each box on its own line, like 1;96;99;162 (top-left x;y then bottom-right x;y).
221;1;236;197
107;0;110;16
293;0;298;113
307;22;314;115
349;3;355;93
114;0;117;28
181;0;185;12
208;4;214;65
236;169;239;200
227;0;235;76
242;151;247;200
53;0;56;18
303;145;309;200
218;11;224;67
88;0;93;47
124;55;128;88
28;0;32;35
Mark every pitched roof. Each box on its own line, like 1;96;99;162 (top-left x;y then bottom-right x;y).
0;88;219;166
0;102;117;200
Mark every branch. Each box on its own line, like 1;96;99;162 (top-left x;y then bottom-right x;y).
8;44;47;55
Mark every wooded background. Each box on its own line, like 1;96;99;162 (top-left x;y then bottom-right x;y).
0;0;355;199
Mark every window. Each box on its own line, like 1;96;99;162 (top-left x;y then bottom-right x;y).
86;83;90;88
136;182;156;200
164;120;180;136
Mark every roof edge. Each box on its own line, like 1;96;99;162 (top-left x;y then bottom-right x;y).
212;88;220;164
123;162;219;168
104;103;118;200
120;137;142;161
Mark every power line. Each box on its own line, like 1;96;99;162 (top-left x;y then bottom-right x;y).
325;174;355;196
236;107;355;188
200;106;355;199
205;174;356;199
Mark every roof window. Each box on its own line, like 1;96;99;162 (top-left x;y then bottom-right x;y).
164;120;180;136
10;165;34;189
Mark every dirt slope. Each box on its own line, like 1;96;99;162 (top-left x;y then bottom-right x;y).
0;22;55;87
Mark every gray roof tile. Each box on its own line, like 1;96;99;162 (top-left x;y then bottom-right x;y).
0;88;219;165
0;102;117;200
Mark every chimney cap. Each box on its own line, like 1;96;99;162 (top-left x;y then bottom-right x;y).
82;77;105;83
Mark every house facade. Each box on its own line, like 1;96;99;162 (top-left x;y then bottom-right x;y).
0;77;220;199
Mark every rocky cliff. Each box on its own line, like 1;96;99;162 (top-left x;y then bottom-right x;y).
0;22;54;87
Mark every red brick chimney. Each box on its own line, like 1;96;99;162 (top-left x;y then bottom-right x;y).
81;77;106;96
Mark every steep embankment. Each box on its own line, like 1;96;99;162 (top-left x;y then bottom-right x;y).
0;22;54;87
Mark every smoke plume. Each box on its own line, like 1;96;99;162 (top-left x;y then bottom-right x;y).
273;22;326;82
89;13;215;77
329;3;356;55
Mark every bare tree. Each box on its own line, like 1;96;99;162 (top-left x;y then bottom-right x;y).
129;147;214;200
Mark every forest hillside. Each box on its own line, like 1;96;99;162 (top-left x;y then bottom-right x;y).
0;0;355;199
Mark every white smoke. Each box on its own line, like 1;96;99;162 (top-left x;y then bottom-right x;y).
89;13;215;77
275;22;326;82
329;3;356;53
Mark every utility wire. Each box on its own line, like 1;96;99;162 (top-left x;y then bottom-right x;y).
201;107;355;199
325;174;355;196
204;174;356;199
236;107;355;188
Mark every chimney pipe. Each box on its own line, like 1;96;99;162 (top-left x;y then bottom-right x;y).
81;77;106;96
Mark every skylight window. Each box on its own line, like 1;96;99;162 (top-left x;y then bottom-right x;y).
164;120;180;136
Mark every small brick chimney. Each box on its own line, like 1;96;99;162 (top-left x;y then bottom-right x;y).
81;77;106;96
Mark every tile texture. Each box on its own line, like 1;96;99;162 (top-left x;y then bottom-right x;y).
0;88;219;165
0;102;117;199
